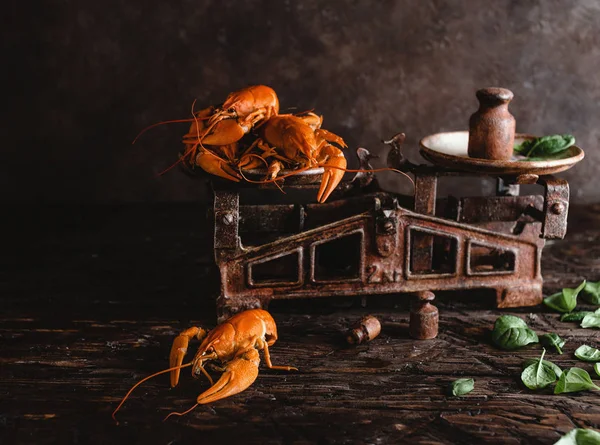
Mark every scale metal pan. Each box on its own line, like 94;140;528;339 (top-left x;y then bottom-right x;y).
419;131;584;175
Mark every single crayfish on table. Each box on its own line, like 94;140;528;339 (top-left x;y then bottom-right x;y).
137;84;349;203
112;309;297;421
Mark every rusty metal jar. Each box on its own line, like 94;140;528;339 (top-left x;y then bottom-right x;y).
468;87;516;160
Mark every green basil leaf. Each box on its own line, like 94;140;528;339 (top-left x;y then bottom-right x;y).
521;349;557;390
544;281;587;313
521;151;574;162
491;315;539;350
561;311;594;322
581;313;600;329
574;345;600;362
533;134;575;156
515;134;575;159
522;358;563;378
514;139;536;154
554;428;600;445
582;281;600;305
541;333;566;354
595;363;600;378
554;367;600;394
450;378;474;396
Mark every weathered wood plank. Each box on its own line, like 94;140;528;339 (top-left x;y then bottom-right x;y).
1;204;599;444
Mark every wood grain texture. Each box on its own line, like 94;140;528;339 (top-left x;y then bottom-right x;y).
1;203;600;444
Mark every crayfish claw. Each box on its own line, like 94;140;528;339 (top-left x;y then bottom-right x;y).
201;119;248;146
170;336;189;387
238;153;266;170
196;349;260;405
194;150;241;182
317;146;347;203
170;327;207;387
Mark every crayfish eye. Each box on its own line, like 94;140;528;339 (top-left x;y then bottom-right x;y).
227;107;236;114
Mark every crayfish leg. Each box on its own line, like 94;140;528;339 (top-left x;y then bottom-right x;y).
196;349;260;405
297;112;323;131
315;128;348;149
170;327;207;387
261;341;298;372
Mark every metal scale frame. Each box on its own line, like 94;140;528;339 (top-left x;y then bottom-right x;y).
209;134;570;321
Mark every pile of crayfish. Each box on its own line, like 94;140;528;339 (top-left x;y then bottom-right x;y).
140;85;348;203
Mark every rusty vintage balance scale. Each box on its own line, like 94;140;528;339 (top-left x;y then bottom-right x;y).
202;90;584;324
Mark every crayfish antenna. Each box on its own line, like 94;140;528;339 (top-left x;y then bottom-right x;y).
132;117;210;144
155;153;190;177
134;99;212;145
327;166;416;190
112;362;193;423
163;403;199;422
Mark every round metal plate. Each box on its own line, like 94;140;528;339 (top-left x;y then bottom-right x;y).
419;131;584;175
238;167;324;185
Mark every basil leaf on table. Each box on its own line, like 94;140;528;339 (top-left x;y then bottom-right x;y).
554;428;600;445
574;345;600;362
514;134;575;159
595;363;600;378
521;349;557;390
582;281;600;305
491;315;539;350
561;311;594;322
544;281;587;313
581;309;600;329
450;378;474;396
522;358;563;378
541;333;566;354
554;368;600;394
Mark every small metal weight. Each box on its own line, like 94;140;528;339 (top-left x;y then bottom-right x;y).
347;315;381;345
468;87;516;160
409;291;439;340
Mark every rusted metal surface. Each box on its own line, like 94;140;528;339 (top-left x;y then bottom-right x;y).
346;315;381;345
210;139;571;321
409;291;439;340
352;147;378;188
412;173;437;271
539;176;570;239
213;190;239;251
468;88;516;161
385;132;417;171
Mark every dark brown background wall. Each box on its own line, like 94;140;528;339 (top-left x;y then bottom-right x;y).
4;0;599;204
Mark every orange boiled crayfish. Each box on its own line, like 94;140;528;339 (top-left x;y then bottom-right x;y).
181;106;243;182
239;112;348;203
135;85;279;178
112;309;297;421
136;85;411;202
206;84;279;140
180;85;279;169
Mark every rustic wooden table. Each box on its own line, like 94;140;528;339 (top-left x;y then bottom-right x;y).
2;203;600;444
